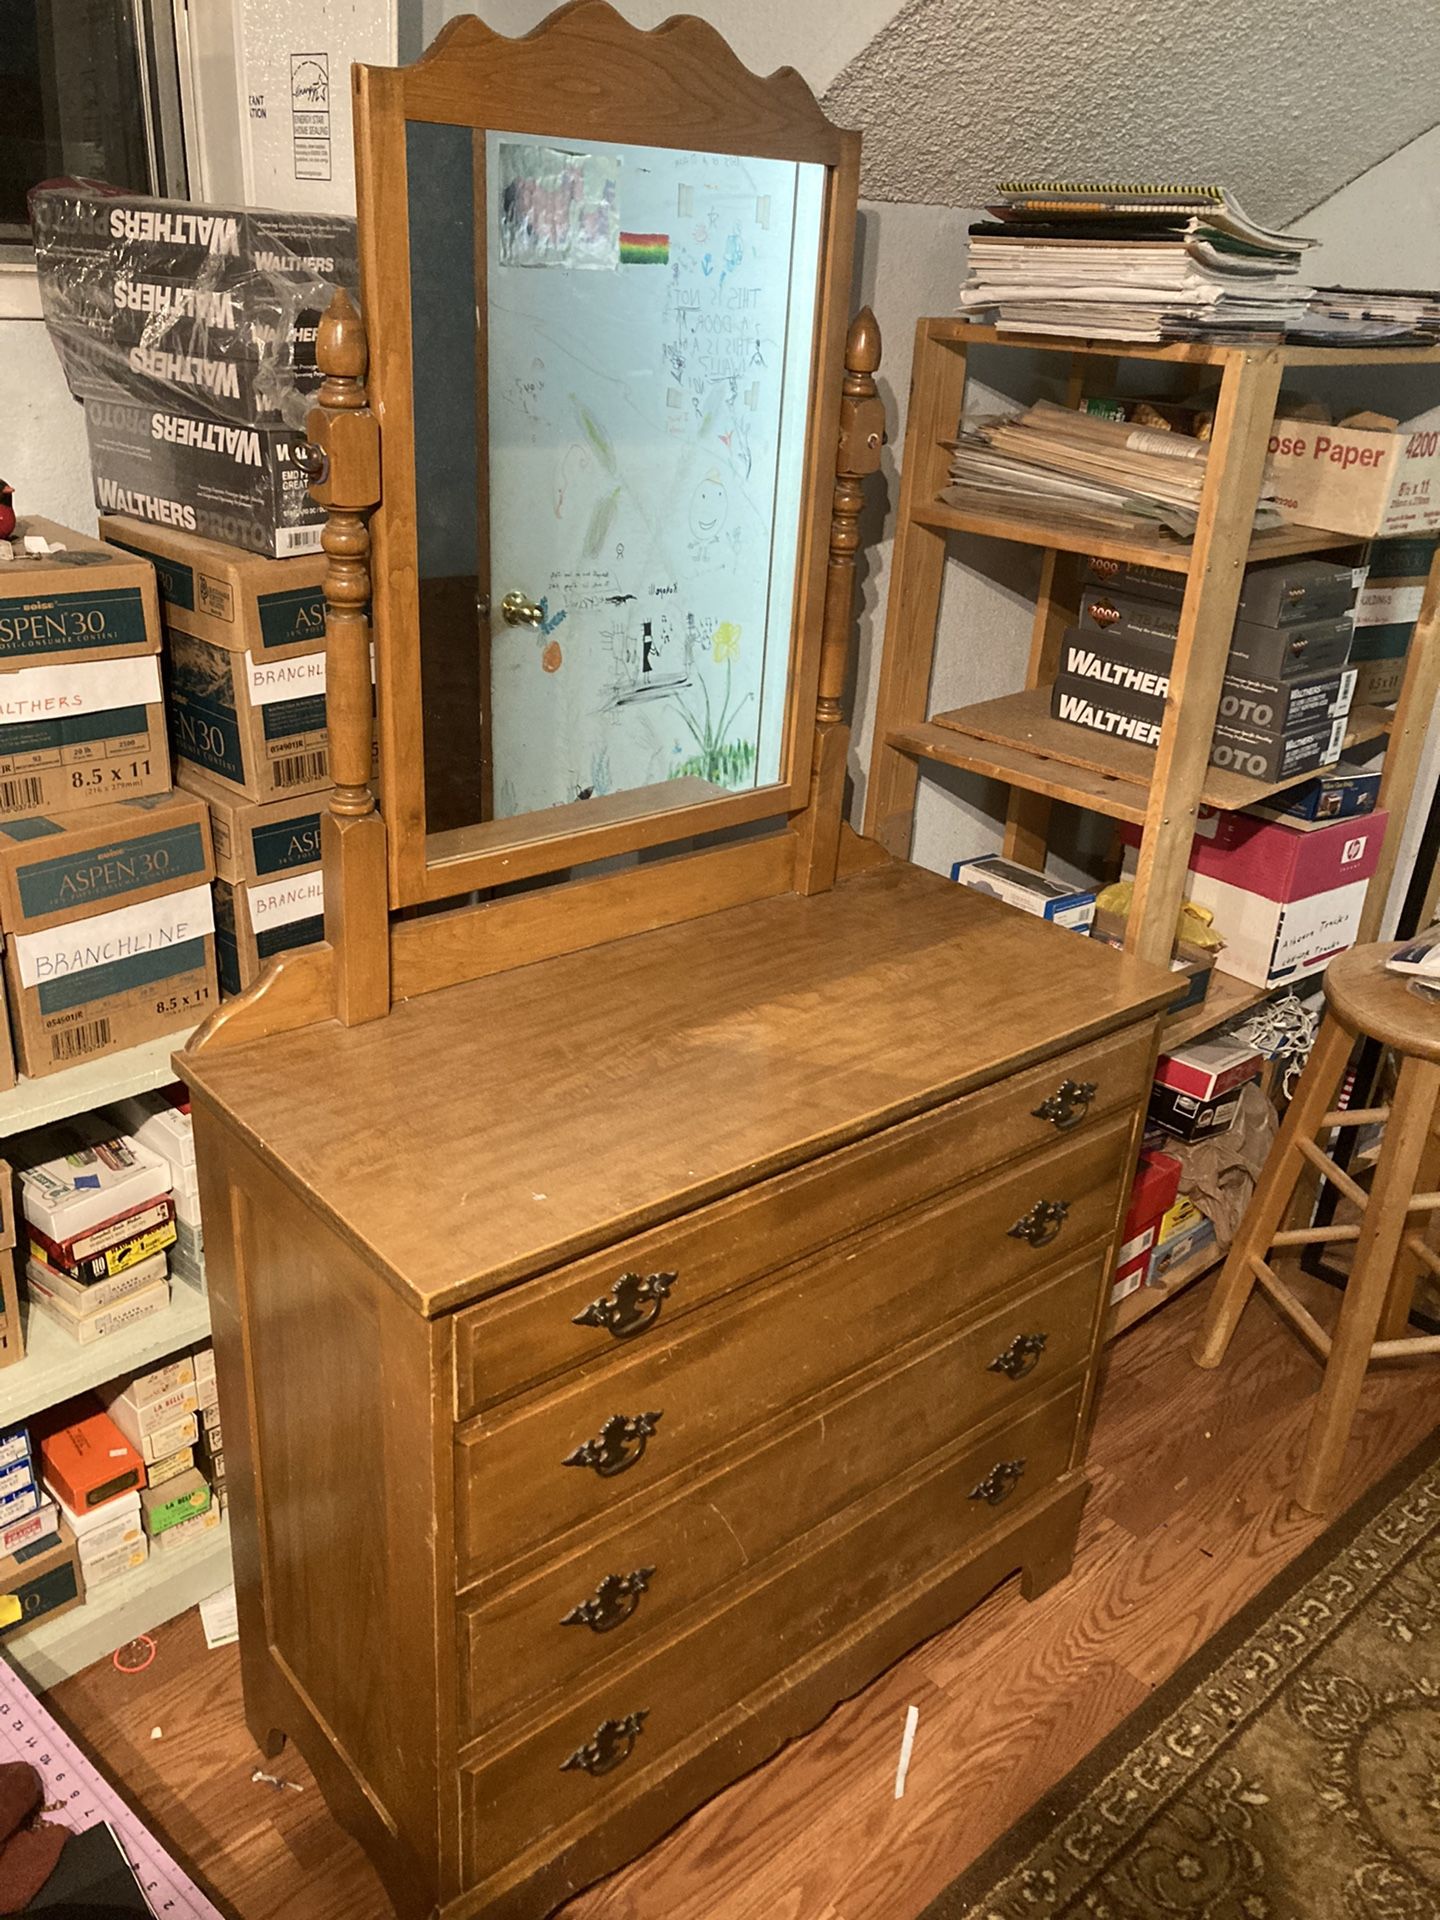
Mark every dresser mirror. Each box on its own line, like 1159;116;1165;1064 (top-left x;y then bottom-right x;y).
357;10;858;908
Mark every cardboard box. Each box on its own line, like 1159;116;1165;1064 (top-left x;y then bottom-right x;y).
1216;666;1356;739
177;764;324;886
0;1165;18;1369
29;1206;176;1282
85;399;323;558
1148;1076;1249;1141
1083;554;1359;625
154;1502;221;1553
35;1399;145;1512
0;1460;35;1504
105;1085;195;1171
12;1117;172;1247
1058;626;1171;701
101;1374;199;1436
1051;674;1162;749
0;794;218;1076
100;517;326;654
0;1525;84;1639
1248;761;1383;825
147;1444;195;1487
1207;714;1349;785
25;1246;168;1315
167;627;331;801
950;854;1095;930
102;1398;197;1465
51;1485;142;1554
214;867;325;995
0;1482;37;1524
0;519;161;670
119;1353;196;1410
0;1420;27;1471
140;1467;211;1537
1156;1037;1266;1104
0;1500;59;1561
1225;613;1355;682
1147;1195;1218;1281
0;650;169;823
1267;415;1440;538
81;1536;148;1585
27;1273;170;1345
1351;658;1405;706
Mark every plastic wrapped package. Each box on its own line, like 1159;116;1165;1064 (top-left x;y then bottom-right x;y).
29;181;358;430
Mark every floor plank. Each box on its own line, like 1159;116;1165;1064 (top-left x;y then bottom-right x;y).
42;1272;1440;1920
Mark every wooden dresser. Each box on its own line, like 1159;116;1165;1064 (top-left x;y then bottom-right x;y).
182;863;1171;1919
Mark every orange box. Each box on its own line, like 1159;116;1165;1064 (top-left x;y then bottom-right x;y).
35;1395;144;1512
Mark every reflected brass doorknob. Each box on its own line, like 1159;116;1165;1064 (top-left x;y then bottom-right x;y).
502;590;544;628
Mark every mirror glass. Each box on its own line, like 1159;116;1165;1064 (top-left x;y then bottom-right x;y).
404;121;825;845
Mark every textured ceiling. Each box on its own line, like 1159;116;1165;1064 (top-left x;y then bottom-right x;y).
823;0;1440;225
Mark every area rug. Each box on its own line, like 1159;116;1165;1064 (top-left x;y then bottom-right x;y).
924;1426;1440;1920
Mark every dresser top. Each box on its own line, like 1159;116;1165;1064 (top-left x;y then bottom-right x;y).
181;863;1174;1313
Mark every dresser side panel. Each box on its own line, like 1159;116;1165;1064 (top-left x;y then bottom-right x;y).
193;1110;446;1906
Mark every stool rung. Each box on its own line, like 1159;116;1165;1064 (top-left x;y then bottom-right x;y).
1321;1107;1391;1128
1404;1233;1440;1280
1271;1225;1360;1247
1406;1192;1440;1214
1251;1254;1332;1359
1371;1332;1440;1360
1298;1137;1370;1212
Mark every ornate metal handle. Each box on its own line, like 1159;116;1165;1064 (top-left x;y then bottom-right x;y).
563;1411;662;1478
561;1710;648;1777
969;1459;1026;1506
502;589;544;628
1008;1199;1069;1248
1031;1078;1097;1132
987;1332;1048;1380
294;440;329;484
573;1271;676;1341
561;1566;656;1633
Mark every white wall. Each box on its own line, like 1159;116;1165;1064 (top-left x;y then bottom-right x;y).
0;305;94;536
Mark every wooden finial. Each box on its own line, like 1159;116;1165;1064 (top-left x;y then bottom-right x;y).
318;288;368;402
846;307;882;380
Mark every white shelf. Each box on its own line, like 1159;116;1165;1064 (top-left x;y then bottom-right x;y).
0;1028;197;1138
4;1516;232;1691
6;1284;211;1428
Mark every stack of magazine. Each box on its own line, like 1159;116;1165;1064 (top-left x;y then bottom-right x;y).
941;397;1283;540
958;182;1314;343
1386;936;1440;1004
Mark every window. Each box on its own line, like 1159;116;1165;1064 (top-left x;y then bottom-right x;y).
0;0;187;256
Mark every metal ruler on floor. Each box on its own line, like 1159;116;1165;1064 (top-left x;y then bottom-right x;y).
0;1653;225;1918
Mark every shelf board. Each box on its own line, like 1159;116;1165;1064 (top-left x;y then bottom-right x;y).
6;1284;211;1428
913;496;1364;574
0;1029;196;1138
930;319;1440;369
886;720;1151;824
1109;1243;1222;1340
1162;970;1272;1051
3;1516;231;1691
919;687;1390;815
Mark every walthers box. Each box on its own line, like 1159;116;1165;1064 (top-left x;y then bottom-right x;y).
30;186;357;426
1216;666;1357;739
1267;413;1440;538
1051;674;1162;748
1249;760;1383;825
98;517;326;654
167;627;331;801
1080;583;1355;683
1083;555;1359;625
1208;713;1348;785
951;855;1095;930
84;400;323;559
0;793;217;1075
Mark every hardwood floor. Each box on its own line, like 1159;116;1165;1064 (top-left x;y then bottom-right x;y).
46;1271;1440;1920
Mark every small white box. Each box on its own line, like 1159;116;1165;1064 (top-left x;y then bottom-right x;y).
0;1499;58;1559
123;1355;197;1411
101;1379;200;1442
153;1503;221;1553
104;1090;196;1171
50;1485;142;1555
27;1275;170;1344
81;1536;148;1585
192;1345;216;1385
951;855;1095;931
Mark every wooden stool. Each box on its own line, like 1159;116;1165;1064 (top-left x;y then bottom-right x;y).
1193;939;1440;1514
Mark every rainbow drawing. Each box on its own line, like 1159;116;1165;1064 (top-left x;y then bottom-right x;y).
620;231;669;265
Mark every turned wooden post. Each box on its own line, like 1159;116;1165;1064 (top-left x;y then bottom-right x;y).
306;288;390;1024
796;308;884;894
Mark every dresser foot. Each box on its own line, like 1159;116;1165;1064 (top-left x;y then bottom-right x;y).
1019;1541;1075;1602
249;1721;288;1761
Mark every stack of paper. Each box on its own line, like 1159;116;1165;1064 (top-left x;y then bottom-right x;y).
1297;287;1440;345
942;399;1283;540
959;182;1313;343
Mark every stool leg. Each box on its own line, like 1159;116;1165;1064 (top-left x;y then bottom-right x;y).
1192;1012;1353;1370
1296;1055;1440;1514
1376;1096;1440;1342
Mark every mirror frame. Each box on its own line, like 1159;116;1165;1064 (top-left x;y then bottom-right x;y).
354;0;860;908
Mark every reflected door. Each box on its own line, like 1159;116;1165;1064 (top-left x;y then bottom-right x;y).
485;136;824;820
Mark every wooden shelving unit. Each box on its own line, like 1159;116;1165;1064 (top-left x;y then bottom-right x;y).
865;323;1440;978
867;324;1440;1341
0;1028;198;1137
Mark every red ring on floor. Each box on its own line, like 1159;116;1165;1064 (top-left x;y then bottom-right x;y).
113;1635;157;1675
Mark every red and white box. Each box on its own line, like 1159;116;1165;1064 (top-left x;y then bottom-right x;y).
1111;1148;1183;1305
1125;809;1388;988
1151;1038;1265;1141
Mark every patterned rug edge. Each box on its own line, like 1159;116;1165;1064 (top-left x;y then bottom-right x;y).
919;1417;1440;1920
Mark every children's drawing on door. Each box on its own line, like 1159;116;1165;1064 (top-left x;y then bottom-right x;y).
487;134;823;816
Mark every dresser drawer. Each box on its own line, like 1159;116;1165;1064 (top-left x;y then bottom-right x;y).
453;1021;1152;1420
455;1114;1130;1586
459;1252;1097;1738
458;1379;1083;1888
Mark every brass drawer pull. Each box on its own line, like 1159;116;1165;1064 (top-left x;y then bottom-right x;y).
1032;1078;1097;1131
988;1331;1048;1380
563;1411;663;1478
1008;1199;1069;1248
561;1710;649;1777
969;1459;1026;1506
573;1270;677;1341
561;1566;656;1633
